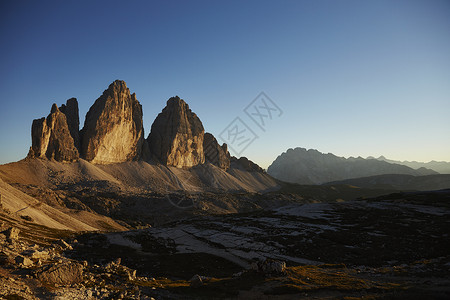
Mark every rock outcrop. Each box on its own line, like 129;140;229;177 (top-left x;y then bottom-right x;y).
28;103;79;162
203;132;230;170
36;261;84;286
80;80;145;164
147;96;205;168
59;98;80;149
230;156;265;173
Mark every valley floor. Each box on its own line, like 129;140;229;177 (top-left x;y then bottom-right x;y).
1;190;449;299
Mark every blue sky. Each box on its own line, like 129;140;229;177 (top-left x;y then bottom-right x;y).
1;0;449;168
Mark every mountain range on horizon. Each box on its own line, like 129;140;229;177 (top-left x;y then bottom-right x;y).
267;147;444;185
367;155;450;174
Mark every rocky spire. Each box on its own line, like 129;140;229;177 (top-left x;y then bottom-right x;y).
59;98;80;150
147;96;205;168
28;103;79;162
80;80;145;164
203;132;230;170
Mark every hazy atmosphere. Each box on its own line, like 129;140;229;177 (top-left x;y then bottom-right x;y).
1;0;449;168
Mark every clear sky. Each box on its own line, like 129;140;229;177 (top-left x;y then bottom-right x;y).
1;0;449;169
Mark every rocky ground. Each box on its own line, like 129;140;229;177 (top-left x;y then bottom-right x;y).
1;190;449;299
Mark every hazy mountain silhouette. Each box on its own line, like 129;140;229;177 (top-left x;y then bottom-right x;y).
324;174;450;191
268;147;437;185
367;156;450;174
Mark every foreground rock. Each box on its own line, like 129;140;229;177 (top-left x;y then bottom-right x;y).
203;132;230;170
250;259;286;275
36;261;84;286
28;103;79;162
81;80;145;164
148;96;205;168
3;227;20;242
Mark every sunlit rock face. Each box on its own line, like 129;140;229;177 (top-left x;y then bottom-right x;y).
28;103;79;162
147;96;205;168
203;132;230;170
80;80;145;164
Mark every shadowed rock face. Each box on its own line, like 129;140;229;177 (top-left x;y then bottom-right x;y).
230;156;265;173
28;104;79;162
80;80;144;164
268;147;438;184
148;96;205;168
203;132;230;170
59;98;80;150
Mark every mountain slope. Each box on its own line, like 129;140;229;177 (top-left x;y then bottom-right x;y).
0;158;278;194
324;174;450;191
0;177;124;231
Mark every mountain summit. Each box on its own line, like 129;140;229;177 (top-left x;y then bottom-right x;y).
27;100;79;162
80;80;145;164
26;80;240;173
147;96;206;168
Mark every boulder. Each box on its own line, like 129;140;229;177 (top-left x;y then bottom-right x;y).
55;239;73;251
80;80;145;164
250;259;286;275
189;274;204;287
203;132;230;170
103;259;136;281
147;96;205;168
15;255;33;267
36;261;84;286
0;251;13;265
28;103;79;162
22;249;50;260
4;227;20;241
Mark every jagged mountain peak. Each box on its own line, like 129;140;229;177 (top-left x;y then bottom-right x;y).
80;80;144;164
147;95;205;168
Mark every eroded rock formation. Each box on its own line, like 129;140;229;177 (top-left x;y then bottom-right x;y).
147;96;205;168
28;103;79;162
80;80;145;164
230;156;265;173
59;98;80;149
203;132;230;170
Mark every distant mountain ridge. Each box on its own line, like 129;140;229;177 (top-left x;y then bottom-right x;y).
324;174;450;191
267;147;437;185
368;156;450;174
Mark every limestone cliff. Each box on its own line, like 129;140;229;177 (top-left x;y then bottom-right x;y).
203;132;230;170
80;80;145;164
147;96;205;168
59;98;80;150
28;104;79;162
